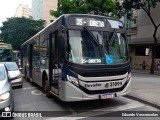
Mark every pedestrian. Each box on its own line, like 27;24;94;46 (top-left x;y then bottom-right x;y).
142;60;146;70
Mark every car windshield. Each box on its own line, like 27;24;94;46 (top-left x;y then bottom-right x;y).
0;66;6;80
5;62;18;71
66;30;128;64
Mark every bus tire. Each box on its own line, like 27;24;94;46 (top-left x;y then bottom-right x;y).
43;75;51;98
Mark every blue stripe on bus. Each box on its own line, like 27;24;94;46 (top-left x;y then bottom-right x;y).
62;66;78;81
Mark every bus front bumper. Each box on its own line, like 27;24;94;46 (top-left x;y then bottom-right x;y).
59;77;131;102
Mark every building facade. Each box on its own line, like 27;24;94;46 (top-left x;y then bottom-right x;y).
32;0;57;25
15;4;32;18
127;4;160;70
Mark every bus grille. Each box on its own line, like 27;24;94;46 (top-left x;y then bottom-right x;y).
80;71;127;77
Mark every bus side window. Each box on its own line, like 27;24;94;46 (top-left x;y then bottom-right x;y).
51;33;58;69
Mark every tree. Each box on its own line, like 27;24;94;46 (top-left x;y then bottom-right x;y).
121;0;160;73
86;0;117;16
50;0;117;18
50;0;87;17
0;17;45;50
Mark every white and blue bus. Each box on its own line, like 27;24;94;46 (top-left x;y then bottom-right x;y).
21;14;131;101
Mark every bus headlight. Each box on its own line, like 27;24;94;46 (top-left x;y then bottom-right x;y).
0;92;10;101
67;75;79;86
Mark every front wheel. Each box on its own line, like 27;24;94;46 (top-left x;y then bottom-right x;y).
43;76;51;98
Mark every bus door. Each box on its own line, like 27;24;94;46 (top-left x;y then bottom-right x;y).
32;38;41;85
49;31;61;95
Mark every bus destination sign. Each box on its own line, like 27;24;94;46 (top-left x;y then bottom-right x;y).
0;44;8;48
69;17;106;27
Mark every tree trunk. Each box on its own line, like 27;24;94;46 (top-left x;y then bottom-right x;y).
150;45;155;73
150;33;157;74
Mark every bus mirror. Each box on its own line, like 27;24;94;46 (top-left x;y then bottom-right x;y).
60;25;66;36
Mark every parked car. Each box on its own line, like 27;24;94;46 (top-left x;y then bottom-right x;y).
0;63;14;114
4;62;23;88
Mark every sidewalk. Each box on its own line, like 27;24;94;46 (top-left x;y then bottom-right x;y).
125;69;160;109
131;69;160;75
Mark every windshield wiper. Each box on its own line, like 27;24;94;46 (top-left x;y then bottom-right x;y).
84;26;100;46
109;29;117;45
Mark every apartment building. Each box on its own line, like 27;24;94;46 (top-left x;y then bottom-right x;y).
32;0;57;25
15;4;32;18
127;4;160;70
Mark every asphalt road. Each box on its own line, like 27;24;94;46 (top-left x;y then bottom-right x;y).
8;73;160;120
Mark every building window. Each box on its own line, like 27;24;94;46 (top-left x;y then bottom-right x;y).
155;46;160;58
135;46;149;56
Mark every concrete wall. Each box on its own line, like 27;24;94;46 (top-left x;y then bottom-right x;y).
43;0;57;25
32;0;57;25
129;4;160;44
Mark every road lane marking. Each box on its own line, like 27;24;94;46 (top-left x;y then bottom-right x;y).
31;90;43;95
46;100;145;120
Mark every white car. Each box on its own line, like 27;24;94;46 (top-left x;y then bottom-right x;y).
4;62;23;88
0;63;14;113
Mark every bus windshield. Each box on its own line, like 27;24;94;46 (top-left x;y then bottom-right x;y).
0;49;13;62
66;30;128;64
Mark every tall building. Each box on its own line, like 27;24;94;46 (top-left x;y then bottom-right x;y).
32;0;58;25
127;4;160;70
15;4;32;18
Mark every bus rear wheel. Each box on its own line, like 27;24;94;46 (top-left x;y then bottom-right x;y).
43;76;51;98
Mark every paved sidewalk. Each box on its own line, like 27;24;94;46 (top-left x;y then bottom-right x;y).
125;69;160;109
131;69;160;75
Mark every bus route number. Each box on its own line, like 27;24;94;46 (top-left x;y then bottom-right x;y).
76;19;83;25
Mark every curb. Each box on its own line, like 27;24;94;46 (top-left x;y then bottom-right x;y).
131;72;160;76
125;94;160;110
131;70;160;75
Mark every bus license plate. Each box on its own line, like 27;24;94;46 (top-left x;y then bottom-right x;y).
100;93;114;99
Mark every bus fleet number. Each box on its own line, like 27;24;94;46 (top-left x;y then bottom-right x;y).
105;81;123;88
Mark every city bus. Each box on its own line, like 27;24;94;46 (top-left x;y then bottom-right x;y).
0;42;13;62
21;14;131;101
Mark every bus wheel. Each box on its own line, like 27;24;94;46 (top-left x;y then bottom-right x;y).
43;76;51;98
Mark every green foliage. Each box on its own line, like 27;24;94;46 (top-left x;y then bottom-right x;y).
50;0;117;18
0;17;45;50
122;0;160;19
86;0;117;16
50;0;87;17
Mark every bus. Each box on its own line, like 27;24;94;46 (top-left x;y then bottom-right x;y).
21;14;131;101
0;42;13;62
